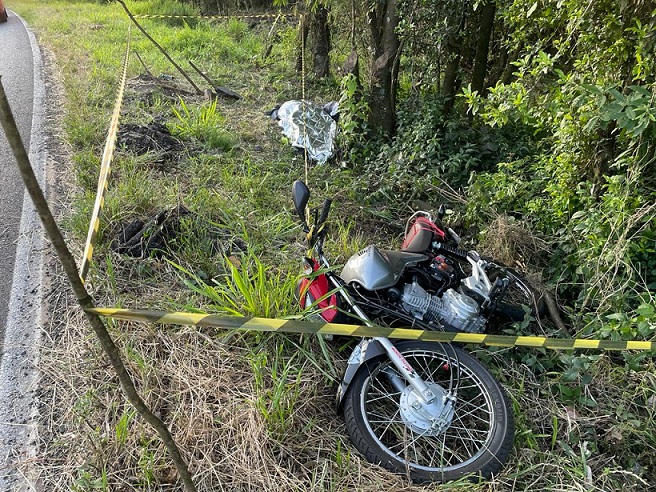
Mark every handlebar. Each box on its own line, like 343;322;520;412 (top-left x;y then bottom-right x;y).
434;242;469;261
318;199;332;227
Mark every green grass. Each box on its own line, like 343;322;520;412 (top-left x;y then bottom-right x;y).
170;97;235;150
169;249;299;318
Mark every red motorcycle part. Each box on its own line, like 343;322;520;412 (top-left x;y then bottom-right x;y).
401;216;446;253
295;258;342;322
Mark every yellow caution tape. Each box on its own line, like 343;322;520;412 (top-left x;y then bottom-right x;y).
133;13;295;21
87;308;656;351
79;27;131;284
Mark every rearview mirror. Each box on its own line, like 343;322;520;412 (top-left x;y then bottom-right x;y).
292;180;310;224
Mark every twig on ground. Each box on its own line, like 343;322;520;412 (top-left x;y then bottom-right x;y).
134;51;154;79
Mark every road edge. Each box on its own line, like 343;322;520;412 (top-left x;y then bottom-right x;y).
0;11;48;492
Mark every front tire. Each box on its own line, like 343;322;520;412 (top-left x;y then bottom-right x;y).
342;341;513;483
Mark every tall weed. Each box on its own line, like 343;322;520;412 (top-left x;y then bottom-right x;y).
171;98;235;151
170;250;298;318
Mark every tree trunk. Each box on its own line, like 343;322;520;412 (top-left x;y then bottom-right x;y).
500;46;521;84
487;44;507;88
311;6;331;78
471;0;496;95
368;0;401;136
443;51;461;110
441;6;467;114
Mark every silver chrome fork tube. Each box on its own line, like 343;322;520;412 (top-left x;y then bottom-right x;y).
320;254;435;403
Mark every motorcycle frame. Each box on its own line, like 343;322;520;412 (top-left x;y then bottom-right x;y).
313;249;443;408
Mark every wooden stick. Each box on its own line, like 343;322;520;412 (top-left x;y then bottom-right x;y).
134;51;154;79
116;0;203;95
188;59;215;89
188;60;241;100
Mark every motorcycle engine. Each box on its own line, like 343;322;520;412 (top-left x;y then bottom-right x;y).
401;281;486;333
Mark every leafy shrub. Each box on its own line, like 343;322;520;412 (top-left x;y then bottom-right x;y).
355;95;539;204
462;46;656;326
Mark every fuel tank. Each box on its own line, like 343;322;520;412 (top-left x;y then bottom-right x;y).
340;245;428;291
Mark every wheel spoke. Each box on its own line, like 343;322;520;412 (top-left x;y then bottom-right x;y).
427;431;467;467
366;391;400;405
387;426;430;453
371;408;402;441
433;428;453;468
440;441;469;465
444;426;487;449
446;425;490;434
453;401;492;423
455;399;489;417
444;422;475;458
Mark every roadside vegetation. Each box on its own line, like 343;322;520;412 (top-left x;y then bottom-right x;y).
10;0;656;490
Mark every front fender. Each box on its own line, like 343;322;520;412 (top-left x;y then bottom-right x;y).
335;338;389;413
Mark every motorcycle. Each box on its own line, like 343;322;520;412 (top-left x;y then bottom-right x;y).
292;180;541;483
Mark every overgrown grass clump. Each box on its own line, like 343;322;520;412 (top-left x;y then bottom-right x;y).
10;0;656;491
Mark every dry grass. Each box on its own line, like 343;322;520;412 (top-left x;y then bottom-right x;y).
478;215;551;273
33;285;656;491
34;285;453;491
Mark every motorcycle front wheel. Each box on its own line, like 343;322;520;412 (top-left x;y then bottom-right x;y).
342;341;514;483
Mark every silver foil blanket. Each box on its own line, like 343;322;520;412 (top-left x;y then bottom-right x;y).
271;100;338;164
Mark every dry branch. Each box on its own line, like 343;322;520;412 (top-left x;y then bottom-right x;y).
116;0;203;95
188;60;242;100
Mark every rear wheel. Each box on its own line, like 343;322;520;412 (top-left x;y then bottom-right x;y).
342;341;514;483
486;263;544;322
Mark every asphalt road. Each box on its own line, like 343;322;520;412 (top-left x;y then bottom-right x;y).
0;10;47;491
0;8;33;337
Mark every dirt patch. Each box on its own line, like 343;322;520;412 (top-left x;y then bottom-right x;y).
116;121;183;165
111;206;248;264
111;205;191;257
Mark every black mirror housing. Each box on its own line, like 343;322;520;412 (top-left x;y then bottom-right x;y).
292;180;310;225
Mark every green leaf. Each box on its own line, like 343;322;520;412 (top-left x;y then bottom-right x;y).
583;116;599;132
623;118;638;132
637;321;653;337
527;2;538;17
609;88;625;101
637;303;655;317
581;84;603;95
629;85;652;97
625;106;636;120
